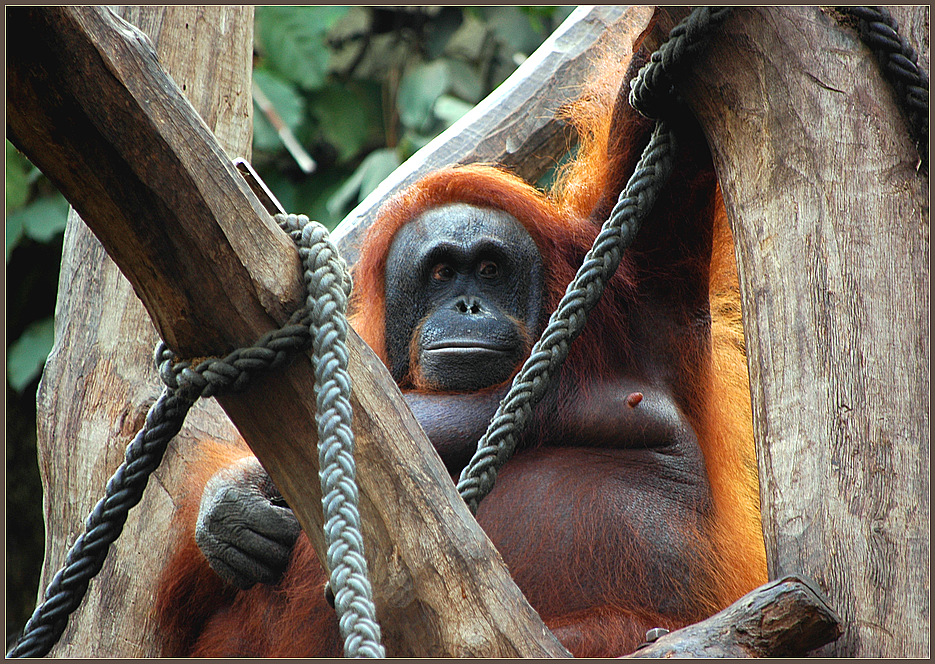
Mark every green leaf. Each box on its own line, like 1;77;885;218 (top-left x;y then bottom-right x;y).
7;193;69;244
6;213;24;263
255;6;350;90
483;6;545;57
6;141;31;211
397;60;450;132
326;164;367;219
552;6;577;26
7;317;54;391
326;148;400;218
397;131;434;161
259;165;353;230
444;59;485;104
310;84;376;164
443;13;489;62
252;68;307;154
423;7;464;60
358;149;400;200
291;168;353;230
434;94;474;127
518;6;561;34
259;169;299;217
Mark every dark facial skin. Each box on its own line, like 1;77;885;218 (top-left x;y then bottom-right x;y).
384;203;543;392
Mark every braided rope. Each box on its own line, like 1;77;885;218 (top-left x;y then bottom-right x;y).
8;214;383;658
456;121;677;512
628;7;733;119
7;386;194;658
838;6;928;164
278;214;383;658
456;7;730;513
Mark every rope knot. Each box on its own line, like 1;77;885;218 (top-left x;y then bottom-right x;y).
12;211;382;658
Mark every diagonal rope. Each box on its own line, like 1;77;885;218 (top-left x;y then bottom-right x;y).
456;122;677;512
7;385;194;658
456;7;732;513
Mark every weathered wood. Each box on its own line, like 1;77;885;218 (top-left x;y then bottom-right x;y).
9;5;631;657
626;576;842;657
680;6;929;658
331;5;654;264
24;6;255;657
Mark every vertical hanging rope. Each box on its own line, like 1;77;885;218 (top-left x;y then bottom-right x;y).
276;213;384;658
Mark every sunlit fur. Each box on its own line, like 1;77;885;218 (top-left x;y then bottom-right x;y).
154;39;766;658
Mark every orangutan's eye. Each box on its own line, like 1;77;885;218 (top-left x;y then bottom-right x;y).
431;263;454;282
478;261;499;279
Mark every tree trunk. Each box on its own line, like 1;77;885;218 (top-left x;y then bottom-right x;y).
681;6;929;657
27;6;255;657
9;5;657;658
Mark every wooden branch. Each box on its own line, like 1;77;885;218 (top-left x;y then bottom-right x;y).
680;6;929;657
8;6;576;657
330;5;654;264
27;6;255;656
626;576;842;658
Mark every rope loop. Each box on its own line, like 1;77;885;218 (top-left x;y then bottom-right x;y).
628;7;733;119
837;6;928;165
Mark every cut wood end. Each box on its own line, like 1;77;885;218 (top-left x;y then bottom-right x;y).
625;576;842;658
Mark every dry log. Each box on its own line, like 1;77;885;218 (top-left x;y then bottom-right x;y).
627;576;842;658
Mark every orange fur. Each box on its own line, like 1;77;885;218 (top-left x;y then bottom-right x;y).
154;40;766;658
154;439;251;655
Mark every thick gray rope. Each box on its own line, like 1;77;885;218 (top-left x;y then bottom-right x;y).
9;214;383;658
277;213;384;658
456;7;730;513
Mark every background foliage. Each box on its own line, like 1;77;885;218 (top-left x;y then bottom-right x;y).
5;5;572;646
